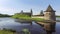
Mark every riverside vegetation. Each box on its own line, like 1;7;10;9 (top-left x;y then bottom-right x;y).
0;14;12;17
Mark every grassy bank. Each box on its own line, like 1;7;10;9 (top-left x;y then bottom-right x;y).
18;17;44;22
0;30;14;34
32;18;44;22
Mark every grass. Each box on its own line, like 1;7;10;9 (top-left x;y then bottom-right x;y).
32;18;44;22
13;16;44;22
19;17;31;20
12;13;30;18
0;30;14;34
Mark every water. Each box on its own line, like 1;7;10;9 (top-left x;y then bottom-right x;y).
0;17;60;34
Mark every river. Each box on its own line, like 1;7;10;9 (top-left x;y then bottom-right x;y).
0;17;60;34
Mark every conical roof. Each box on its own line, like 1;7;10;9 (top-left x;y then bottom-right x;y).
46;5;54;12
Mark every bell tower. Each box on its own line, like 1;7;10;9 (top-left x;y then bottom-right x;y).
44;5;56;21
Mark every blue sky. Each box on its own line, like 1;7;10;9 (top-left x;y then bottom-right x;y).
0;0;60;15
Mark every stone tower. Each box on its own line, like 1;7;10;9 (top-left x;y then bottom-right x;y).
44;5;56;21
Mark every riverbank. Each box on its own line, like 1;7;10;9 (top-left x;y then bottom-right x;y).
56;16;60;18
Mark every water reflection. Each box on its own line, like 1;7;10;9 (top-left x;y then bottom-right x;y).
38;22;56;34
16;20;56;34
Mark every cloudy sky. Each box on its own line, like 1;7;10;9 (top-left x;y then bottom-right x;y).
0;0;60;15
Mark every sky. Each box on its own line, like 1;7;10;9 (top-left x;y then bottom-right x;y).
0;0;60;15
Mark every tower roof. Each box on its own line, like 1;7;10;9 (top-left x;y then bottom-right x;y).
45;5;54;12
